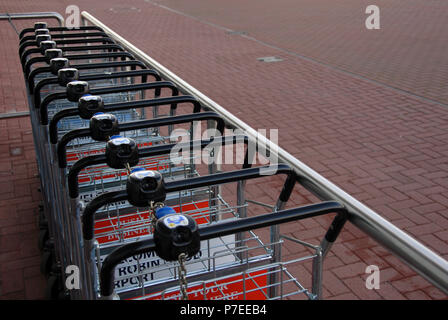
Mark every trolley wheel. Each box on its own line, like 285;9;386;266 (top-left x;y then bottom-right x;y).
45;274;66;300
38;228;49;252
40;249;55;276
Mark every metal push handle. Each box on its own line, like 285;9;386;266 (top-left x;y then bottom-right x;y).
33;69;161;108
99;201;348;297
19;26;104;39
68;135;250;198
81;164;297;241
20;44;126;67
29;60;147;93
24;51;136;78
19;36;115;57
57;111;225;168
41;81;185;125
19;31;109;44
49;94;204;143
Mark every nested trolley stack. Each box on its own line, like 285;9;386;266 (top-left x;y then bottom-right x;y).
17;21;349;300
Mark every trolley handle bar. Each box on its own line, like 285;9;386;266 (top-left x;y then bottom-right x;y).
41;80;180;125
82;164;296;241
50;94;204;144
24;51;135;78
29;60;146;94
20;44;125;67
68;135;250;198
99;201;348;298
19;37;115;57
19;26;104;39
57;111;225;168
20;31;109;44
33;69;161;109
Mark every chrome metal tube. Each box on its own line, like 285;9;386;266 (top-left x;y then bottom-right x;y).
0;12;64;26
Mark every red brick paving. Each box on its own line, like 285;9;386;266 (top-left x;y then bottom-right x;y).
0;0;447;300
152;0;448;106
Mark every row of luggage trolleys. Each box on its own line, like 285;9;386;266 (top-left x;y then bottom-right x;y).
19;22;349;300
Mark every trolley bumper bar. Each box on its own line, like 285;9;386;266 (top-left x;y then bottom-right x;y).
19;26;103;39
34;69;161;109
29;60;147;93
57;111;225;168
81;11;448;294
24;51;136;78
99;201;348;298
21;44;126;67
49;94;203;143
68;135;250;198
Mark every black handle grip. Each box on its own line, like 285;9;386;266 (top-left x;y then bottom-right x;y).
41;79;176;125
24;51;135;78
49;94;201;143
20;31;109;44
20;44;125;67
68;135;249;198
57;112;225;168
29;60;146;94
19;26;104;39
99;201;347;297
19;37;115;57
33;69;161;109
82;164;295;242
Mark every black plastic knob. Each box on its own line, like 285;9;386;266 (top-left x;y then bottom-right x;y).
35;34;51;45
78;95;104;119
34;22;48;30
66;80;89;102
126;169;166;207
35;29;49;36
41;41;57;55
50;58;69;76
105;136;139;169
89;113;119;142
44;47;61;61
58;68;79;86
154;213;200;262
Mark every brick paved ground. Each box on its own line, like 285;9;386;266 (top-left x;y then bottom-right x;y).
0;0;447;300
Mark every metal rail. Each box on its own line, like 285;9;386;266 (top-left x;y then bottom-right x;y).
0;12;63;120
0;12;64;26
79;11;447;295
